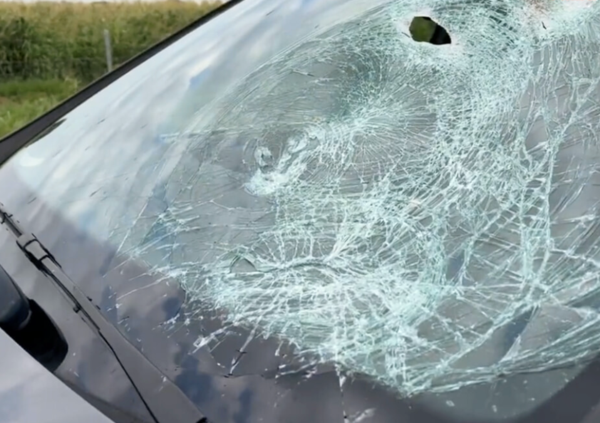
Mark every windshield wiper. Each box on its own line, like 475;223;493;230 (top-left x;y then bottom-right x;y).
0;203;208;423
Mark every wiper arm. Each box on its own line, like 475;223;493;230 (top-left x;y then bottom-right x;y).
0;203;207;423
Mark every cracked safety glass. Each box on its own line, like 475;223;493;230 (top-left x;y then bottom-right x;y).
3;0;600;421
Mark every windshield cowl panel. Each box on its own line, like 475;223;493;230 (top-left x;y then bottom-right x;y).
1;0;600;422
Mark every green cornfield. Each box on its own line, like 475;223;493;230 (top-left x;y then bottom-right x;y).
0;1;221;82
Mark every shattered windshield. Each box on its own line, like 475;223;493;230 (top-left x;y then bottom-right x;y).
3;0;600;420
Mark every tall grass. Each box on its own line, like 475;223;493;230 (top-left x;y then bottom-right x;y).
0;78;79;137
0;1;221;82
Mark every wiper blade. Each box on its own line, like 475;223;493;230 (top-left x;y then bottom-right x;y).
0;203;207;423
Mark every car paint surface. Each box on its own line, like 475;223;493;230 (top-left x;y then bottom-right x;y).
1;1;600;423
0;329;115;423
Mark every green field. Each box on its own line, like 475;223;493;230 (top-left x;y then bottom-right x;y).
0;1;220;138
0;79;77;137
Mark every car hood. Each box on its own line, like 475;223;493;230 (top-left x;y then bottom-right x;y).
0;330;114;423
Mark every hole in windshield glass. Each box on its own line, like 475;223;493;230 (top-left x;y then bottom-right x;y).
409;16;451;45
